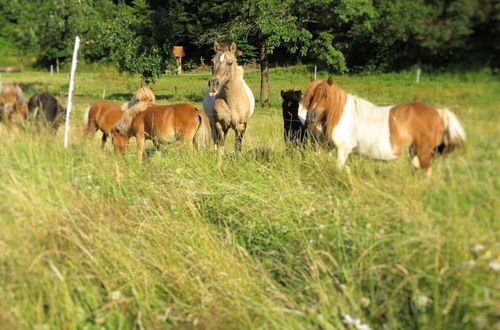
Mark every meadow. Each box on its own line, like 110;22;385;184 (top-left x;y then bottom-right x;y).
0;67;499;329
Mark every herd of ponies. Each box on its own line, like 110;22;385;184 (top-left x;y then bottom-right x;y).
0;42;466;175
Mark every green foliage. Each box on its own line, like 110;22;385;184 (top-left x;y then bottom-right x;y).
0;0;498;78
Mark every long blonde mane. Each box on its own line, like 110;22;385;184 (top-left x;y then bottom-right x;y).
115;87;156;133
303;77;346;141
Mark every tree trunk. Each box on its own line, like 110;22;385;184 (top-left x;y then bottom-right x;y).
259;41;269;103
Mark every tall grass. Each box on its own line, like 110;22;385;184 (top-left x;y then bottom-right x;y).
0;70;498;329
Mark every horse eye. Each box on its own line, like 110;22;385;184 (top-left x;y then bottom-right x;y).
227;61;233;66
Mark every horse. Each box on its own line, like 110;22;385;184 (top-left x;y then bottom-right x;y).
83;87;155;149
281;90;307;145
0;82;27;124
303;77;466;175
112;103;211;162
203;42;255;151
27;93;64;132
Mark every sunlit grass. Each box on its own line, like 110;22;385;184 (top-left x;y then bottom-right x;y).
0;69;498;329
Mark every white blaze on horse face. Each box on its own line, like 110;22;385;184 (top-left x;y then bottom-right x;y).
220;54;226;62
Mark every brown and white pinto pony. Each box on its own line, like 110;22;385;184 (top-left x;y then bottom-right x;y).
111;104;211;162
303;77;466;175
0;82;27;124
83;87;155;148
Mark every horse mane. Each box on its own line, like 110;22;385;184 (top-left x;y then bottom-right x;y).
1;82;25;104
303;77;346;141
237;66;244;78
115;87;156;133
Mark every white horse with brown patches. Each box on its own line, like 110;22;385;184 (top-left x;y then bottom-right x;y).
203;42;255;151
303;77;466;175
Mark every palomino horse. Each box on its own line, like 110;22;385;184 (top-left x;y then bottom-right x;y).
203;42;255;151
0;82;27;124
112;103;211;162
281;90;307;145
83;87;155;148
27;93;64;132
303;77;466;174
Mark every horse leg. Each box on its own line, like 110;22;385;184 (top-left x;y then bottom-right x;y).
136;134;145;163
101;133;108;149
336;147;352;168
234;122;247;152
214;121;227;147
415;144;432;176
409;146;421;170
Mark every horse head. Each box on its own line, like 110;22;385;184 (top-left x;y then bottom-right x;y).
303;76;346;141
208;42;238;97
111;127;130;154
281;90;302;121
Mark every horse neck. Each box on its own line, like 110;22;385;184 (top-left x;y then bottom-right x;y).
223;66;244;91
350;94;382;112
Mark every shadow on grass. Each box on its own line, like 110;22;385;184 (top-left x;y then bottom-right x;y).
107;93;174;102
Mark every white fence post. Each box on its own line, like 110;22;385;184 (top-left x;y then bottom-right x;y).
63;36;81;149
416;67;421;84
314;65;317;80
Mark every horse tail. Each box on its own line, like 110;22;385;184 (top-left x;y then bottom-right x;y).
195;110;212;149
82;106;90;127
437;107;466;154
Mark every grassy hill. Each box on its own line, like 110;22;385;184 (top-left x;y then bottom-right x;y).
0;68;499;329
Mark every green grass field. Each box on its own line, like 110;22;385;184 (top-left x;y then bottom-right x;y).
0;68;499;329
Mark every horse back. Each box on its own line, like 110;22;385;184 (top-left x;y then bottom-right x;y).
28;93;63;123
134;104;200;139
89;100;123;131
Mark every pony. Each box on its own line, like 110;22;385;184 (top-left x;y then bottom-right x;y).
203;42;255;151
112;103;211;162
0;82;27;124
280;89;307;145
27;93;64;132
83;87;155;149
303;77;466;175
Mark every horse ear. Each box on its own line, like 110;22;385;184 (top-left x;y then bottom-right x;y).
327;76;334;85
280;90;285;98
236;50;243;57
298;90;302;98
213;42;219;52
229;42;237;54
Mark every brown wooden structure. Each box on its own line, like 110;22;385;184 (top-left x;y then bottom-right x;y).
173;46;185;74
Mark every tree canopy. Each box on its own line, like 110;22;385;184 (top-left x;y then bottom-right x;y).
1;0;497;86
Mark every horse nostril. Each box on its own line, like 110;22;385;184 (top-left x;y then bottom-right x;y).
210;78;219;90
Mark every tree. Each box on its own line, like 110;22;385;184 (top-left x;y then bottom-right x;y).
203;0;311;102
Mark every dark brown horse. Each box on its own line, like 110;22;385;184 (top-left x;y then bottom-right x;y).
112;103;211;162
281;90;307;145
27;93;64;132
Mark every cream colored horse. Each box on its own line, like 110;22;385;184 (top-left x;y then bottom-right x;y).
203;42;255;151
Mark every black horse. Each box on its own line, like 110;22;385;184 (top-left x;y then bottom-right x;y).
27;93;64;131
280;89;307;145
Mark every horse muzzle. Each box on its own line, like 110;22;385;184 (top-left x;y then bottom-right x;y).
208;78;221;97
